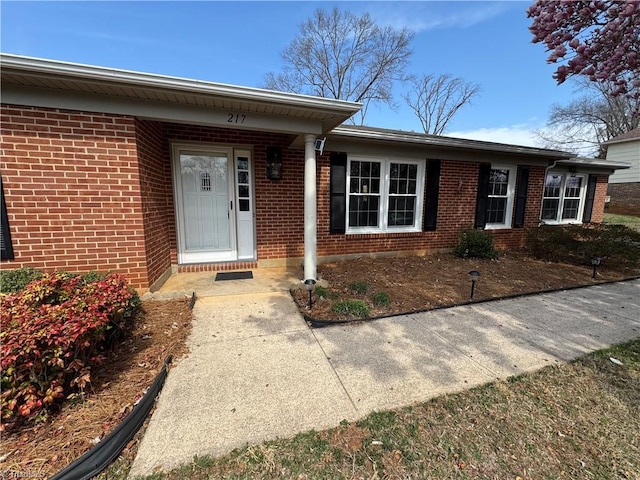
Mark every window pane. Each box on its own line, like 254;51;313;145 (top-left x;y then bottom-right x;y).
371;179;380;194
487;197;506;224
564;177;582;198
350;161;360;176
399;180;407;194
238;185;249;198
541;199;559;220
389;179;398;194
239;199;250;211
489;169;509;196
408;164;417;178
562;199;580;219
372;162;380;177
361;162;370;177
348;195;379;228
544;175;562;198
237;171;248;184
350;178;359;193
408;180;416;194
237;158;249;170
388;196;415;227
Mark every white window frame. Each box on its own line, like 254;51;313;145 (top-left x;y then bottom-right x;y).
540;171;588;224
345;156;424;234
485;164;516;230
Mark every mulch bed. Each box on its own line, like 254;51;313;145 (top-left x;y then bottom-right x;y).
292;252;639;322
1;298;193;478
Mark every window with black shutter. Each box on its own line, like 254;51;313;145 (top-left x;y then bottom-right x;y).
423;159;441;231
1;178;14;260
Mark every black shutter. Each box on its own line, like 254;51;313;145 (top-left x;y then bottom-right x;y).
423;159;441;231
1;178;14;260
513;166;530;228
582;174;598;223
474;163;491;229
329;153;347;234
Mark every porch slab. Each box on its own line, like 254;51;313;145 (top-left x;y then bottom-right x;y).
142;266;303;300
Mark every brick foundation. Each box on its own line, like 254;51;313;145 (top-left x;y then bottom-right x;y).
607;182;640;208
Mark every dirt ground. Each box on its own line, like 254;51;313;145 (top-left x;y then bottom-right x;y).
1;298;193;478
292;252;640;322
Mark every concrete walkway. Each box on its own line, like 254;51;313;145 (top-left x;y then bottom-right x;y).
129;278;640;477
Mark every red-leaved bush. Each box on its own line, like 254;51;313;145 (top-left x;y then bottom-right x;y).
0;272;140;428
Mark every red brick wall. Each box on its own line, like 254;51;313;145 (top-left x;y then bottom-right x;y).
2;106;604;288
590;175;609;223
607;182;640;208
135;119;173;285
160;123;305;262
0;104;150;288
318;159;547;255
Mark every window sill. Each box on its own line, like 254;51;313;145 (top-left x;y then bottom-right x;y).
484;224;512;230
344;230;424;240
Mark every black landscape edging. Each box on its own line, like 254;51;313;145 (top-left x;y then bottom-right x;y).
50;355;173;480
300;276;640;328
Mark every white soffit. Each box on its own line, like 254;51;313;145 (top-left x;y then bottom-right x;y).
0;54;361;134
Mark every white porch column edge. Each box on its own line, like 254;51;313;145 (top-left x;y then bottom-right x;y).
303;134;317;281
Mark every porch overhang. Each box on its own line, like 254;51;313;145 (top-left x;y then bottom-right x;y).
0;54;361;136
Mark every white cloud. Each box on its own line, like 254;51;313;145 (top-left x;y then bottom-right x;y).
444;126;543;148
370;2;511;33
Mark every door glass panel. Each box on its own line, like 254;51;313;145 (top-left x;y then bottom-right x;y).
180;153;230;251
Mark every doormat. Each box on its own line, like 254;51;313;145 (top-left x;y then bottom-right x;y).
215;271;253;281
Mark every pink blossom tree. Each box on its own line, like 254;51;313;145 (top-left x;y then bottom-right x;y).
527;1;639;99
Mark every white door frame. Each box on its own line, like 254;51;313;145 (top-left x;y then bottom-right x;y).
172;143;255;264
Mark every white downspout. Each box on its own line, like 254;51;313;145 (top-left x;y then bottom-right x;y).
540;159;560;225
303;134;317;281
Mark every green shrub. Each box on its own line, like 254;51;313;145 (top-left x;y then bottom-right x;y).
0;268;43;294
454;227;498;259
372;292;391;307
525;224;640;269
81;271;109;284
315;285;338;300
348;281;370;294
0;272;140;428
332;299;370;318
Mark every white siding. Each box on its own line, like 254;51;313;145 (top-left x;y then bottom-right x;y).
607;140;640;183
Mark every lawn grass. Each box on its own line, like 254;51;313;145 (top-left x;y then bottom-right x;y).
603;212;640;232
123;339;640;480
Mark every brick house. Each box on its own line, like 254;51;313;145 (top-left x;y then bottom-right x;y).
0;55;630;291
605;128;640;208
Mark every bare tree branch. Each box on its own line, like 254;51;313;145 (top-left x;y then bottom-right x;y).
534;79;639;157
263;7;413;124
403;74;480;135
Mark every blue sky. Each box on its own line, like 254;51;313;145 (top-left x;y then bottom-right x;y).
1;1;577;146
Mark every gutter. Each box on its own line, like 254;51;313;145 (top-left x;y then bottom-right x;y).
0;54;362;115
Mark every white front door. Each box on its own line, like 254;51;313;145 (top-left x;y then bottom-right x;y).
173;144;255;264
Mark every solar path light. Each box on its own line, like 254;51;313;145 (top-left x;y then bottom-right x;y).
468;270;480;300
591;256;601;279
304;279;316;310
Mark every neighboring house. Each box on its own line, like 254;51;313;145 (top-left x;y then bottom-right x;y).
605;128;640;207
0;55;630;291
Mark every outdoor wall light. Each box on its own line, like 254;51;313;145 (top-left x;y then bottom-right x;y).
591;256;601;279
266;146;282;180
468;270;480;300
304;279;317;310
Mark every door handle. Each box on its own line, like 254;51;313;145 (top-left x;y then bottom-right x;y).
230;200;233;210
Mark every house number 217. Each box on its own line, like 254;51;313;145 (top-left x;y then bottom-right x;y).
227;113;246;124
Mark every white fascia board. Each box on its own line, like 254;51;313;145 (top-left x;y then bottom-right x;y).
0;54;361;117
557;158;632;170
330;126;572;159
2;85;324;135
